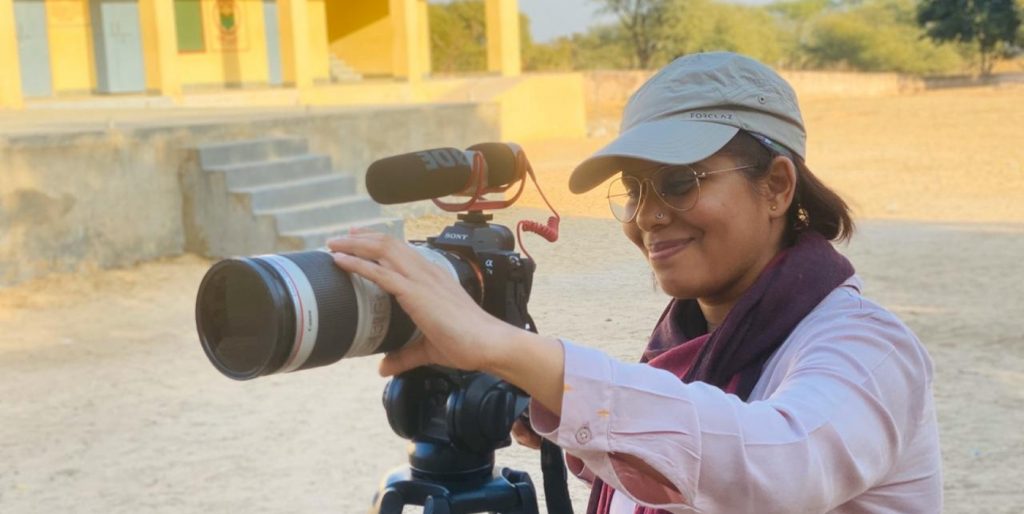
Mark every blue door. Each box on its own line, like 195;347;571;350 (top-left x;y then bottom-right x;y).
13;0;53;97
90;0;146;94
263;0;283;86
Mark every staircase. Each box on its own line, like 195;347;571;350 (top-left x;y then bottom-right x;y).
329;55;363;82
181;136;402;258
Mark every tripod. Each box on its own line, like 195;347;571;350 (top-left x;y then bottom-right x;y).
369;368;540;514
370;446;538;513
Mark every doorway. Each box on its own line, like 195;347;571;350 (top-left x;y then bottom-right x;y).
89;0;146;94
13;0;53;97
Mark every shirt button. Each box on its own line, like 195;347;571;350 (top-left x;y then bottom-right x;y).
575;426;592;445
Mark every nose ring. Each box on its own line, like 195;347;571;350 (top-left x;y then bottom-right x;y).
655;212;665;220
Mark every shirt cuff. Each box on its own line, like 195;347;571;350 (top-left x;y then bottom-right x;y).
527;338;696;510
528;339;616;453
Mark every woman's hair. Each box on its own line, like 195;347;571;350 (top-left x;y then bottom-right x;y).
718;131;854;244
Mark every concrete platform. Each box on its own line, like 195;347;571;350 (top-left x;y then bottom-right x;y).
0;102;501;286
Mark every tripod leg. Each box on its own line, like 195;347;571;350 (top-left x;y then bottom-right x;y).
423;495;452;514
370;488;405;514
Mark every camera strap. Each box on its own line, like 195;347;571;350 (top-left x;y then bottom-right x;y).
541;440;575;514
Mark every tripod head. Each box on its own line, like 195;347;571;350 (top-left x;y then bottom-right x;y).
383;367;529;479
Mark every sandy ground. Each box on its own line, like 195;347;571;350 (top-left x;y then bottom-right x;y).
2;85;1023;513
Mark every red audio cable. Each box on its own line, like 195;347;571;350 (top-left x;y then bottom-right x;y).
514;149;560;261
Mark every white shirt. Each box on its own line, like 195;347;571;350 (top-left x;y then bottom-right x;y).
531;276;942;513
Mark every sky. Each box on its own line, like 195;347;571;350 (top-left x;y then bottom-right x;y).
518;0;610;42
517;0;774;43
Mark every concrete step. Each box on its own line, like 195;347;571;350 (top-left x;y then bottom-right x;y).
197;137;309;168
279;216;405;250
330;55;363;82
263;196;383;233
232;174;357;212
212;154;332;189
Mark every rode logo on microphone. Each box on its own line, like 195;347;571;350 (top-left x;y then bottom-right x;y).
417;148;471;171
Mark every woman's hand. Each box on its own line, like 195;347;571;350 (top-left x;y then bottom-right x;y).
327;232;512;377
511;419;543;450
328;231;567;416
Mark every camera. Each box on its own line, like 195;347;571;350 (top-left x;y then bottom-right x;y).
194;143;570;514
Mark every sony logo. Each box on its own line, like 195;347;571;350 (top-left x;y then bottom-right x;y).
417;148;471;171
442;233;470;240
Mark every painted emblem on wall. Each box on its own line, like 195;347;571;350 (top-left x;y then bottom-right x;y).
216;0;240;46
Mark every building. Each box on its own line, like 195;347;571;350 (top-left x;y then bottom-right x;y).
0;0;524;107
0;0;587;287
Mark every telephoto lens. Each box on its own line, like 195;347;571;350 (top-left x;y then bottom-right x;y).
195;246;480;380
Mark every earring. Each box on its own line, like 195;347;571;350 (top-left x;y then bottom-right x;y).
770;204;778;211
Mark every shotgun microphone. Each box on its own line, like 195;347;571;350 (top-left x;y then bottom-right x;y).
365;144;520;205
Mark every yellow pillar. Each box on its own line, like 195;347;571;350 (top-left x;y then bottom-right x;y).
138;0;182;99
279;0;313;89
0;0;24;109
306;0;330;83
485;0;521;77
417;0;431;77
389;0;421;82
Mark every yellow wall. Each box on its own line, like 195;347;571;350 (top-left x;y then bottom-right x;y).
0;0;22;108
176;0;271;87
307;0;329;82
139;0;182;97
46;0;95;93
495;73;585;140
326;0;393;76
303;73;588;141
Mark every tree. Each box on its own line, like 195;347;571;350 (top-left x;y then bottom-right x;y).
917;0;1022;75
565;24;635;69
660;0;789;67
429;1;487;74
806;0;966;74
769;0;833;67
591;0;671;68
520;14;575;71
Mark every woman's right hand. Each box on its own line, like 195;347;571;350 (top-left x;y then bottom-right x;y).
327;232;511;376
327;231;567;416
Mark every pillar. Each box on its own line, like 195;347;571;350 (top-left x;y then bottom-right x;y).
0;0;24;108
138;0;182;99
306;0;331;83
485;0;521;77
279;0;313;88
416;0;431;77
389;0;421;82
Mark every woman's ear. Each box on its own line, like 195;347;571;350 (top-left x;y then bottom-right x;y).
763;156;797;217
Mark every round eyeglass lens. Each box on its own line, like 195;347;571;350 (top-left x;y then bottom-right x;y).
654;166;701;211
607;176;642;222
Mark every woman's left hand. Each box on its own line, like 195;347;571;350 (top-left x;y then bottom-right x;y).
327;232;513;377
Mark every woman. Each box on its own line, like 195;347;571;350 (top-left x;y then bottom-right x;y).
328;52;942;513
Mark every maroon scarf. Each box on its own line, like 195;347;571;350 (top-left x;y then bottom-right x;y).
585;231;854;514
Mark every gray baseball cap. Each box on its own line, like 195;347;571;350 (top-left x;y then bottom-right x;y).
569;52;807;194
